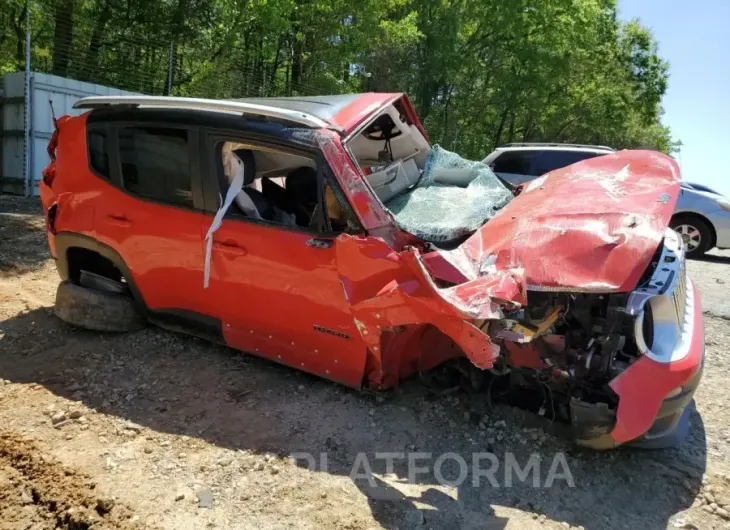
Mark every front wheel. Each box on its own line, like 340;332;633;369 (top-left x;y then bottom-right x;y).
670;215;713;258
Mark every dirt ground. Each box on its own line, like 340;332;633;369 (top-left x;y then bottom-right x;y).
3;195;730;530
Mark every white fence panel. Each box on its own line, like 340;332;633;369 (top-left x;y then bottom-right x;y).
1;71;139;196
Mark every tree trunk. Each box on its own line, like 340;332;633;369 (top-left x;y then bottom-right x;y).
163;43;175;96
84;4;112;82
522;117;534;142
441;86;453;147
165;0;189;94
285;61;291;95
170;0;189;32
52;0;76;77
506;112;516;143
291;34;303;93
12;6;26;70
148;47;159;95
493;107;509;149
255;37;264;96
269;38;283;96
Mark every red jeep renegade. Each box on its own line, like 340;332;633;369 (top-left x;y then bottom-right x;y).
39;93;704;449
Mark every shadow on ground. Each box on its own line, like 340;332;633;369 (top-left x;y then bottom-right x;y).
696;253;730;265
0;308;706;530
0;200;49;276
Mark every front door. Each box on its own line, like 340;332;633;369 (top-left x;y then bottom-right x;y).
202;137;368;387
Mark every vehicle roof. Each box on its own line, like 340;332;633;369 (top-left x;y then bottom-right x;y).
232;94;368;123
74;93;404;135
685;181;721;195
681;182;725;199
495;142;614;153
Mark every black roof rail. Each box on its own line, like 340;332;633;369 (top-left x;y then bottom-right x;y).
499;142;614;151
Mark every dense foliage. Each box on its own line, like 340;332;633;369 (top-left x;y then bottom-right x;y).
0;0;679;157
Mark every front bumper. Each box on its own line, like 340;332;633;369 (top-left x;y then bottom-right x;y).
573;279;704;449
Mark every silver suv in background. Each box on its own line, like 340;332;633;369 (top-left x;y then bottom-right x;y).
673;183;730;258
482;142;614;186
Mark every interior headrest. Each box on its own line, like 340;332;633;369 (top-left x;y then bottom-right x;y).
232;149;256;186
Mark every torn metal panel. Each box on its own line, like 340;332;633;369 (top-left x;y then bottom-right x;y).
335;234;506;386
332;92;429;140
448;150;681;292
331;93;403;136
503;342;547;369
440;272;525;318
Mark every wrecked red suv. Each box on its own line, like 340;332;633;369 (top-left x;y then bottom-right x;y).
40;93;704;450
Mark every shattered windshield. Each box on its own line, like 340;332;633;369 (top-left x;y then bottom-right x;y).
385;146;514;243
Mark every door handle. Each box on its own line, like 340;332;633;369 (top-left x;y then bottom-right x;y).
213;240;247;256
106;214;132;228
306;238;333;249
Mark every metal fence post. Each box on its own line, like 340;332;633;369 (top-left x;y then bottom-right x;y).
23;0;32;197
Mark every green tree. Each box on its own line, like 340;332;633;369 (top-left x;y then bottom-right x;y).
0;0;676;154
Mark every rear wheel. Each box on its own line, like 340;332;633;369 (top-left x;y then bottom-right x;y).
670;215;713;258
54;280;145;332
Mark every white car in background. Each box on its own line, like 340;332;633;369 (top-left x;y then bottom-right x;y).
673;182;730;258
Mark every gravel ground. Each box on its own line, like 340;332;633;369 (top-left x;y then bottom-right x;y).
2;195;730;530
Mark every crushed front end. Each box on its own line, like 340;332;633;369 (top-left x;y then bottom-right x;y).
328;132;699;449
490;229;703;449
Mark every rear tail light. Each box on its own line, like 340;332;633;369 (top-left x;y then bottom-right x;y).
42;125;60;187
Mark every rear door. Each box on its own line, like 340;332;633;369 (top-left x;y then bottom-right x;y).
91;120;210;317
490;149;603;185
530;150;602;176
489;150;538;185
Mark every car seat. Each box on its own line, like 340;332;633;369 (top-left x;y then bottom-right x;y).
282;167;319;226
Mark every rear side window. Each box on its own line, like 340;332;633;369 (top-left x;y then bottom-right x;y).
88;128;110;179
492;149;601;177
491;151;535;175
531;150;601;175
118;126;193;207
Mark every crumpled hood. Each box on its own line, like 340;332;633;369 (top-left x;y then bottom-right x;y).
438;150;681;294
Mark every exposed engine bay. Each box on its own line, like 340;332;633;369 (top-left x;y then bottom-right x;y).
416;290;643;444
488;291;639;420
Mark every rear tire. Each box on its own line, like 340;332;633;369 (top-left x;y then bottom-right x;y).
670;215;713;258
54;280;145;332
